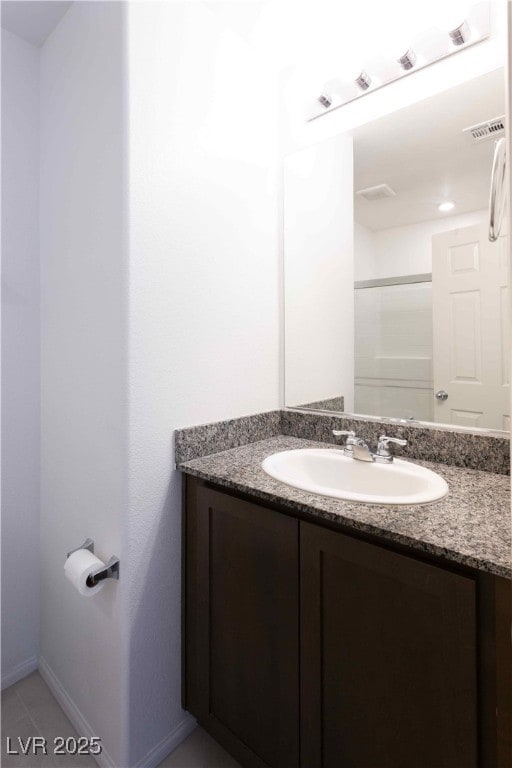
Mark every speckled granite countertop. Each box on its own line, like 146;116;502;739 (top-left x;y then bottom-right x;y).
178;435;511;579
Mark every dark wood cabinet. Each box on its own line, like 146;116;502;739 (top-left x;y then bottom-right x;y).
183;477;511;768
300;521;477;768
183;478;300;768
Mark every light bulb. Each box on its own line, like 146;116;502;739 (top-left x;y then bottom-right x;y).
448;20;470;45
356;72;371;90
381;32;418;70
397;48;417;69
438;201;455;212
317;78;357;108
344;69;372;91
383;46;417;70
434;1;471;45
317;92;332;108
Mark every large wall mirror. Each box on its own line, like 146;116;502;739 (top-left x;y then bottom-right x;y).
283;67;509;433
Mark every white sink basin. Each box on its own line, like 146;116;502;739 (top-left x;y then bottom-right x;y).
262;449;448;506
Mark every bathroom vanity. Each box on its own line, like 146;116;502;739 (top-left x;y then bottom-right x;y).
176;53;512;768
178;425;511;768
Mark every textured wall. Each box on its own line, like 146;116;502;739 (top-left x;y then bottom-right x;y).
126;2;280;763
1;28;41;689
39;4;127;764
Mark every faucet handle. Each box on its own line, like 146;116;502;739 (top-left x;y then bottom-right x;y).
333;429;357;455
332;429;355;439
377;434;408;457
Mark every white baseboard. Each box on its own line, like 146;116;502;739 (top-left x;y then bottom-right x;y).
134;715;196;768
39;656;196;768
1;655;39;690
39;656;116;768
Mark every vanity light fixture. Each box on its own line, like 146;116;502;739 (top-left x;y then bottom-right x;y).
311;1;489;120
438;201;455;212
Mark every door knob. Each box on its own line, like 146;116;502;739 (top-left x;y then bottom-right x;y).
435;390;448;401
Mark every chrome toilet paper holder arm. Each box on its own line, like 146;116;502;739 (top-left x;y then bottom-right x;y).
86;555;120;588
66;538;120;587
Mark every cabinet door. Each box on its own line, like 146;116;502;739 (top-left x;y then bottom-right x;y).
300;521;478;768
184;479;299;768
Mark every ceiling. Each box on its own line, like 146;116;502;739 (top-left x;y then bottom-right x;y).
353;68;505;231
1;1;72;47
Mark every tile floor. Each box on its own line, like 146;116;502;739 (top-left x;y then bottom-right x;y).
1;672;241;768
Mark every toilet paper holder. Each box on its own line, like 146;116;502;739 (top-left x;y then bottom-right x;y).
66;538;120;588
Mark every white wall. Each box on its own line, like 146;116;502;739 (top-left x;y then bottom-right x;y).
354;222;375;282
126;2;279;765
27;2;280;765
283;134;354;410
39;3;127;765
355;209;487;281
1;28;41;689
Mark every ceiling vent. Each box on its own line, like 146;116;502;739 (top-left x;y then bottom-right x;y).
355;183;397;202
463;116;505;143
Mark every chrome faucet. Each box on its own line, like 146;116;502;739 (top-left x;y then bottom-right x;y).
332;430;374;462
333;430;407;463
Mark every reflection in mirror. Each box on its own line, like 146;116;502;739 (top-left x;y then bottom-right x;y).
284;68;509;432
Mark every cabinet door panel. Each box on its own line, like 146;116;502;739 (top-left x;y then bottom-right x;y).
184;480;299;768
300;521;477;768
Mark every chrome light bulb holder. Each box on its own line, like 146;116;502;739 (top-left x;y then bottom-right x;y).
397;48;417;70
448;19;470;46
354;71;371;91
317;93;332;108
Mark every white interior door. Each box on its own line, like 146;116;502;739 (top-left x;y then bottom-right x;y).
432;223;509;430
